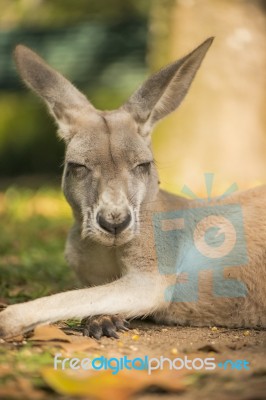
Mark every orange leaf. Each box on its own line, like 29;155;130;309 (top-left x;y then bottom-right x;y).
29;325;71;342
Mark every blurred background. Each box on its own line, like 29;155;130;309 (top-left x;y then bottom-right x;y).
0;0;266;192
0;0;266;299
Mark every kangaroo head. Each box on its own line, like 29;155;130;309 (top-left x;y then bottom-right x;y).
14;38;213;246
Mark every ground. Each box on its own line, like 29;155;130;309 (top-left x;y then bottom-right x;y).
0;185;266;399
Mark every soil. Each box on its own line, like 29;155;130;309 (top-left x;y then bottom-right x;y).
97;319;266;400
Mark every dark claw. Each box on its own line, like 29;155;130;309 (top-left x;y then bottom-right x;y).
81;315;129;339
101;317;119;339
83;320;103;340
111;316;129;331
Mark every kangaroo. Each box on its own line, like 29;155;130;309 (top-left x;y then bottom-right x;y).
0;37;265;340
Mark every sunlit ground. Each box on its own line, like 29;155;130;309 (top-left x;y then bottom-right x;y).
0;186;80;399
0;186;75;305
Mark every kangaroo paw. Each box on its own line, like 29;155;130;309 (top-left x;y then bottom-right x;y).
81;315;129;339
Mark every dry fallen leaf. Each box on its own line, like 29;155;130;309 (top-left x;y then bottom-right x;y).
29;325;71;342
4;334;24;343
29;324;98;354
42;367;188;400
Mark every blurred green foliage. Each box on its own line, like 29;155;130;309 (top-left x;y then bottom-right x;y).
0;94;63;176
0;0;151;178
1;0;151;27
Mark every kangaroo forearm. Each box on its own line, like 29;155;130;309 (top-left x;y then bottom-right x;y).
0;273;167;338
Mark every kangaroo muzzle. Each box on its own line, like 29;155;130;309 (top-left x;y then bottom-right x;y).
96;186;133;235
97;212;131;235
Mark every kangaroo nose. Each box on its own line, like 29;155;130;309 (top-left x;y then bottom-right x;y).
97;213;131;235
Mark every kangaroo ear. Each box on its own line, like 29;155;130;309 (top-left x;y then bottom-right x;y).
14;45;95;141
123;37;214;135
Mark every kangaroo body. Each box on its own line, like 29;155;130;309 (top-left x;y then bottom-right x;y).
66;186;266;329
0;38;265;339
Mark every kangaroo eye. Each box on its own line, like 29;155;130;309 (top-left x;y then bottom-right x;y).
67;162;90;178
134;162;152;174
68;162;86;169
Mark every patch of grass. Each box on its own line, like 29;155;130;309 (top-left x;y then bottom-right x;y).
0;186;76;304
0;185;77;398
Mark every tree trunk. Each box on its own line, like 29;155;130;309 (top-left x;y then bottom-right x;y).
150;0;266;196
